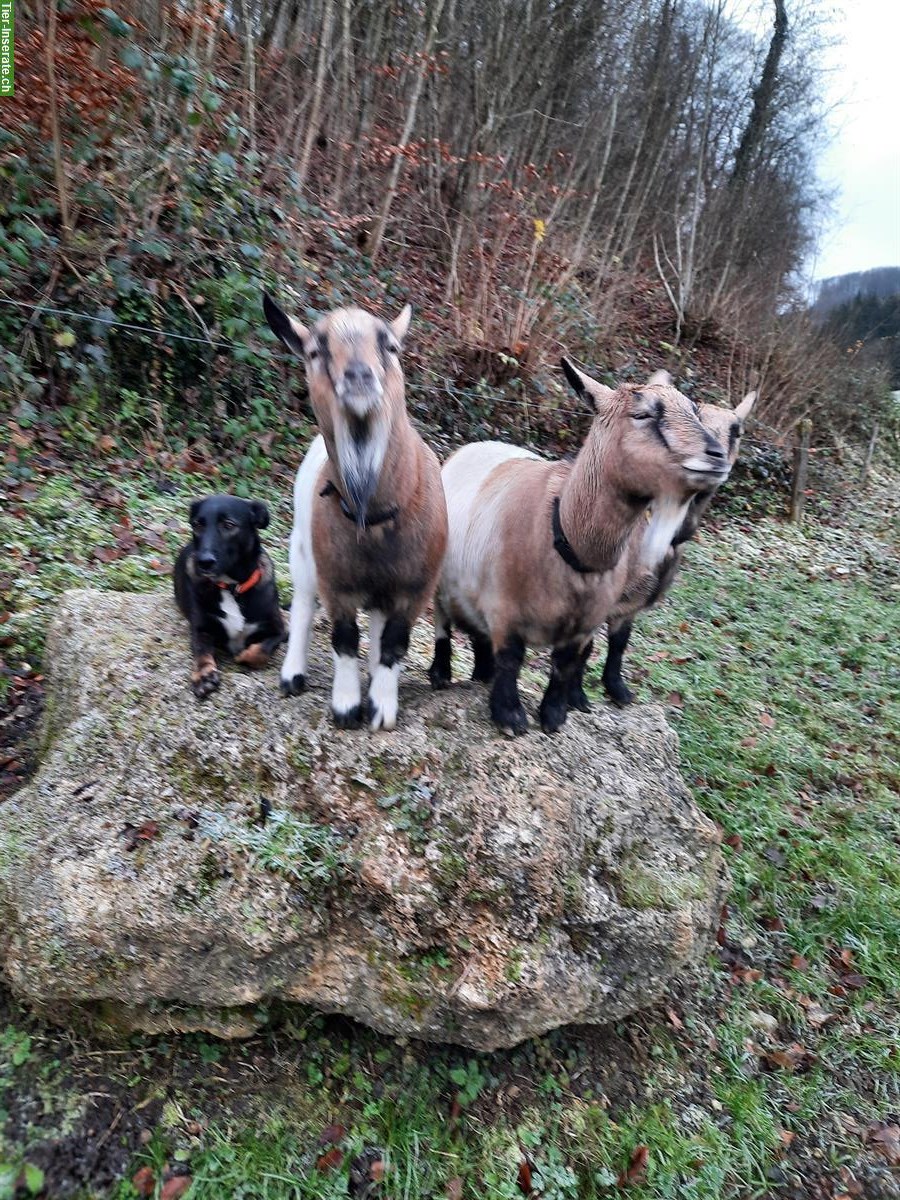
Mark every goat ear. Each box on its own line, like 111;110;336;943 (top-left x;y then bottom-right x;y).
734;390;756;421
263;292;309;356
646;369;672;387
389;303;413;344
249;500;270;530
560;357;615;413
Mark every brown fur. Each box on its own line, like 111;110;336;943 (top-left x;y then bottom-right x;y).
431;363;728;734
265;294;448;730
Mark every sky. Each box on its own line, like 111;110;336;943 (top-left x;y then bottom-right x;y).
807;0;900;282
731;0;900;284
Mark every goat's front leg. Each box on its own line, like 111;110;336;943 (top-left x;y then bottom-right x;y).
369;614;409;731
602;618;636;706
539;641;583;734
427;595;453;690
567;638;593;712
190;619;220;700
331;614;364;728
489;634;528;736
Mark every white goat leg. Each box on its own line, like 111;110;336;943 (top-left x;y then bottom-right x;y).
331;648;363;724
369;661;401;731
281;435;326;695
368;610;386;676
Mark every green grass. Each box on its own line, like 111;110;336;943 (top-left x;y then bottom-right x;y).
1;453;899;1198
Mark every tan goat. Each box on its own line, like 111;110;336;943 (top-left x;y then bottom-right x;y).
264;293;448;730
428;360;729;735
597;377;756;705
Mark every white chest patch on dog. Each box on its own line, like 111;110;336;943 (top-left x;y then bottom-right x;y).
217;591;258;653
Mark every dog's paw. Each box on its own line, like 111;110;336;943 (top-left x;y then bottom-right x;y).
192;667;221;700
280;673;306;696
236;643;270;669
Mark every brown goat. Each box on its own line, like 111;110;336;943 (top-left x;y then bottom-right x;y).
597;380;756;705
428;360;729;735
264;293;448;730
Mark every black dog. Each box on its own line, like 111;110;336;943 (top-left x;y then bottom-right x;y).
174;495;286;699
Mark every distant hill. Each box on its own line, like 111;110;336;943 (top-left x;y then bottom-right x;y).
813;266;900;315
812;267;900;387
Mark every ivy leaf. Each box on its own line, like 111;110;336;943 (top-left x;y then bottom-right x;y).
24;1164;45;1196
54;330;76;348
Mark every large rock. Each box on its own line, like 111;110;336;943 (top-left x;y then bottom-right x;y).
0;590;727;1050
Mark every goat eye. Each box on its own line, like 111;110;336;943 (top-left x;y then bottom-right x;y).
631;412;654;422
306;347;319;362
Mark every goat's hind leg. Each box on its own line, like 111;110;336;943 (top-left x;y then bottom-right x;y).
602;618;636;706
567;638;593;712
369;614;409;731
539;641;582;734
489;634;528;736
428;596;453;690
280;526;316;696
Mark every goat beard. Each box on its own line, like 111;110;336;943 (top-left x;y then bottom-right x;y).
335;410;390;531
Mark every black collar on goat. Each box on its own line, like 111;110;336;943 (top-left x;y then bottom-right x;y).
319;479;399;527
551;497;596;573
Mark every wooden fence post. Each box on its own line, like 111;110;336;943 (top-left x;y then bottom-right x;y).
788;418;812;524
860;421;879;488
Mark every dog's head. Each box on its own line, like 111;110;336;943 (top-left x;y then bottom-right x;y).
188;495;269;580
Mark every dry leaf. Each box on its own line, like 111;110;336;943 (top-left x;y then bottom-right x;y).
131;1167;156;1197
617;1144;649;1187
161;1178;192;1200
447;1178;464;1199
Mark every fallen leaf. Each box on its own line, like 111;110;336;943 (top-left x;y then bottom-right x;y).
370;1159;385;1182
666;1006;684;1031
617;1144;649;1187
868;1124;900;1166
316;1146;344;1172
842;972;868;990
759;712;775;728
790;954;809;971
132;1166;156;1197
666;691;684;708
517;1156;533;1194
317;1123;347;1146
161;1178;192;1200
763;1042;810;1072
447;1178;464;1199
779;1130;795;1150
762;915;786;931
724;833;743;851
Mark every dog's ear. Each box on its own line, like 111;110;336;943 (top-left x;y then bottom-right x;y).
189;499;203;524
249;500;270;530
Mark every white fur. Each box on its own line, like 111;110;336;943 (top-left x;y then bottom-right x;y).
438;441;540;636
368;661;401;730
332;651;362;717
640;496;692;566
368;610;386;675
216;591;258;655
281;435;327;687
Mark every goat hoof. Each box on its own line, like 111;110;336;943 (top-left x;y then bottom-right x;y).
604;676;635;707
567;688;591;712
192;670;220;700
280;674;306;696
369;703;397;732
332;702;365;730
539;708;568;734
493;705;528;737
428;663;451;690
470;664;495;684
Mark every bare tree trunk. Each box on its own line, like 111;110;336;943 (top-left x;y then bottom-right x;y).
368;0;447;263
296;0;334;193
45;0;71;240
